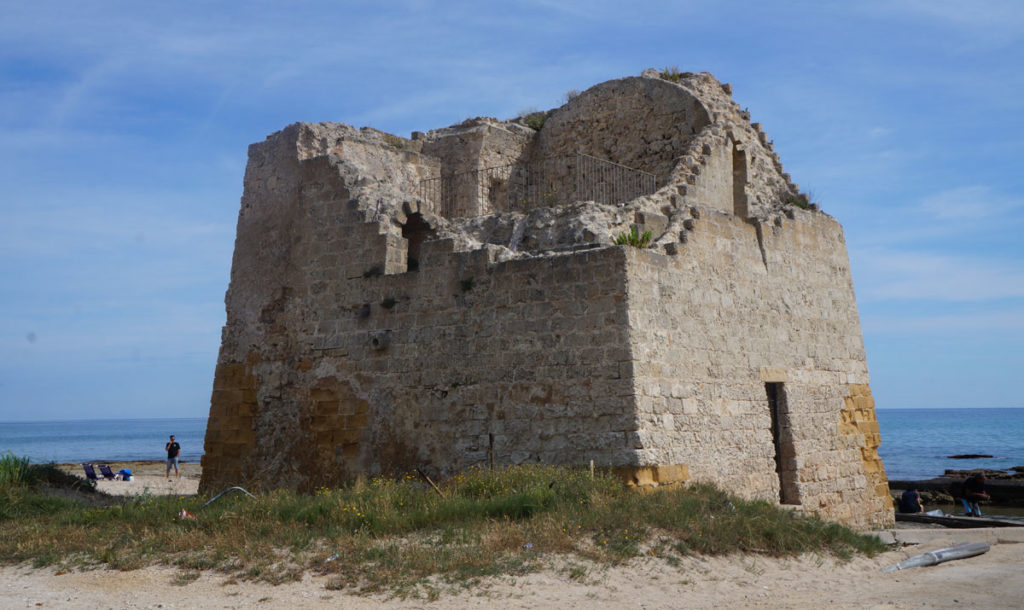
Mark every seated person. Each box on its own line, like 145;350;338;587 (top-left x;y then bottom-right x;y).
898;487;923;513
960;473;990;517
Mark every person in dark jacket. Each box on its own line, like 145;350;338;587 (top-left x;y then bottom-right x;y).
165;434;181;481
898;487;923;513
960;473;990;517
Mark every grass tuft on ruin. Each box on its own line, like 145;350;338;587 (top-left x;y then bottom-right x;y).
516;107;548;130
658;66;692;83
614;225;653;248
0;462;885;598
785;192;815;210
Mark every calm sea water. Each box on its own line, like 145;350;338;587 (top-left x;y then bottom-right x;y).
877;408;1024;480
2;409;1022;480
0;417;207;464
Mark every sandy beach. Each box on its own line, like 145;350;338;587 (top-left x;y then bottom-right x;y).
5;463;1022;609
62;460;201;497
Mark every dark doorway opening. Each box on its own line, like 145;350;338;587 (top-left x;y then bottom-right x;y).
401;213;431;272
732;144;749;218
766;382;800;505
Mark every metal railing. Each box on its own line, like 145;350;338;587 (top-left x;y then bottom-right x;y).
418;153;656;219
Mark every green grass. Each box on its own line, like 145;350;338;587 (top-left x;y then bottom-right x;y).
0;462;885;598
659;66;692;83
517;107;548;131
1;453;96;520
785;193;813;209
614;225;653;248
0;452;36;487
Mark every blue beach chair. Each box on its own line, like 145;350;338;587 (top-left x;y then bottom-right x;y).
98;464;118;480
81;463;100;481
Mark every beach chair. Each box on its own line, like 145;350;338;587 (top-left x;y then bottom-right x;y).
98;464;119;480
81;463;100;481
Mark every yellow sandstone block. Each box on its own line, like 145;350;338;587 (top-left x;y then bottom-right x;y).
856;420;880;434
848;384;871;397
213;363;256;391
314;400;340;413
234;401;257;417
760;367;788;382
612;465;690;487
310;388;336;402
853;396;874;410
336;428;361;444
654;464;690;483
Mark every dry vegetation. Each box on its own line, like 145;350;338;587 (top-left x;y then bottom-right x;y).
1;456;885;599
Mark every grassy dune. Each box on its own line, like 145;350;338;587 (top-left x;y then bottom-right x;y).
1;454;885;598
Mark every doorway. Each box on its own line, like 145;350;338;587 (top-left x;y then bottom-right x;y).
766;382;800;504
401;212;431;271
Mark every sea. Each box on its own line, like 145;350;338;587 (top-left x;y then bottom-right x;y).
0;417;207;465
1;409;1022;481
876;407;1024;481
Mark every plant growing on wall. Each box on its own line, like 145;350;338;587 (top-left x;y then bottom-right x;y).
613;226;653;248
659;66;691;83
516;107;548;131
785;193;812;210
523;112;547;130
382;134;405;149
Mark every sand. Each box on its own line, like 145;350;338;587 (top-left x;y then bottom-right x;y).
6;464;1022;609
71;461;201;497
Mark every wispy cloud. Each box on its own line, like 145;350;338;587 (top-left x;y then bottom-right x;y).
0;194;232;259
920;186;1023;220
857;248;1024;302
862;308;1024;334
857;0;1024;47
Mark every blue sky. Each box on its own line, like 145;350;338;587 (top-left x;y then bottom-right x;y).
1;1;1021;421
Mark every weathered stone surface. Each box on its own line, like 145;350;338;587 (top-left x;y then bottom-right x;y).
200;69;892;529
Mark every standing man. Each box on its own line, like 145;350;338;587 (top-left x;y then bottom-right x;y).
165;434;181;480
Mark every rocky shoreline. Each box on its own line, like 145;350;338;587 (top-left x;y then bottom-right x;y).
889;466;1024;508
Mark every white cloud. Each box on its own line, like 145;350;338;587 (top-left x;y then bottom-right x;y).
862;309;1024;333
857;248;1024;302
920;186;1023;220
0;196;232;259
859;0;1024;46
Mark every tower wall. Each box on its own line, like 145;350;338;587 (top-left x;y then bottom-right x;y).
201;70;892;528
623;210;891;528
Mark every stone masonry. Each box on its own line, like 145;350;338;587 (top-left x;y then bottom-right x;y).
201;69;893;529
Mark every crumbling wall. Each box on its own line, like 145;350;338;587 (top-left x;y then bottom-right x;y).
202;129;644;490
536;77;710;183
419;120;534;216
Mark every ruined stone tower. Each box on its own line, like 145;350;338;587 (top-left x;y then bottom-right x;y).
200;69;893;528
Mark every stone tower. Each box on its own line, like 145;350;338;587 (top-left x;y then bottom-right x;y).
200;69;892;529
